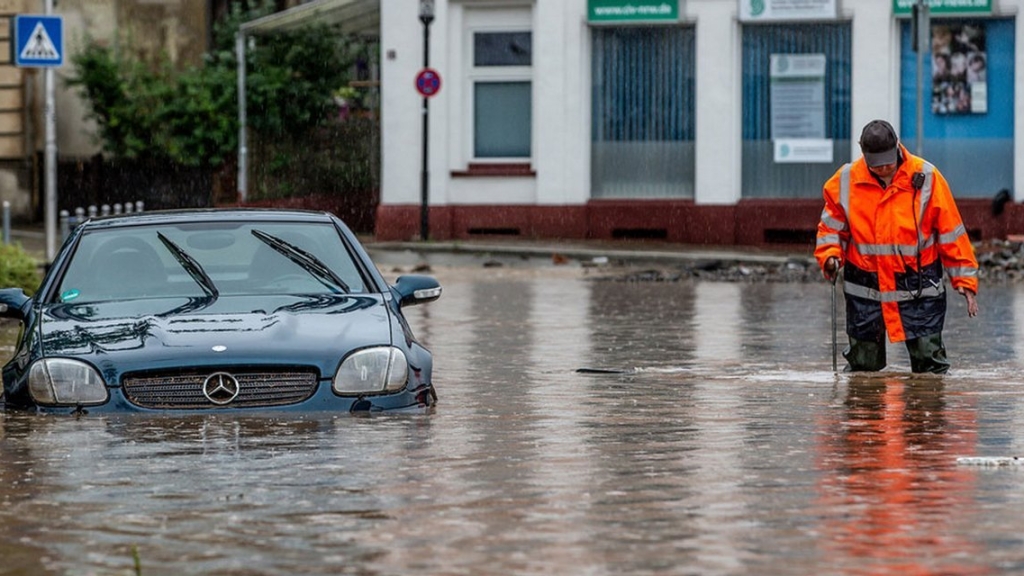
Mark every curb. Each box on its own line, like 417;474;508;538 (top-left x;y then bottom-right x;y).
7;227;816;268
366;241;813;267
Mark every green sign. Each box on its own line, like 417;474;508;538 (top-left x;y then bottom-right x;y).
588;0;679;22
893;0;991;15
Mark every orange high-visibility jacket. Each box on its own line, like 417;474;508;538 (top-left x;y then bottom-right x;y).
815;145;979;343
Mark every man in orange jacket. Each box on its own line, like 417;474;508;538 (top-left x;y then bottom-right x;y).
815;120;979;373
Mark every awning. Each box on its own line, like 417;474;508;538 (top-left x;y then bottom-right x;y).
240;0;380;36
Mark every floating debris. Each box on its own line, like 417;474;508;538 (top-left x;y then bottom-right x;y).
955;456;1024;467
576;367;636;374
582;256;610;268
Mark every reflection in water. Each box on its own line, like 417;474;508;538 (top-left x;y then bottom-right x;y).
691;283;747;571
5;266;1024;573
695;283;742;363
526;275;594;543
816;376;985;575
0;413;421;574
587;277;697;370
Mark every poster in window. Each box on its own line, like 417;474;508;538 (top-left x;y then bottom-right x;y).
931;22;987;115
769;53;833;163
769;54;826;139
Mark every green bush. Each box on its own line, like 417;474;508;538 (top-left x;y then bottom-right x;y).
0;243;41;295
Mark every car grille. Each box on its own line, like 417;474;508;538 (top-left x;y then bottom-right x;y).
122;369;319;409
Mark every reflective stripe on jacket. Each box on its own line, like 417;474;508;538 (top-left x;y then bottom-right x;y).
814;145;979;342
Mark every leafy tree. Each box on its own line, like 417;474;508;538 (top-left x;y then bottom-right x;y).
67;2;358;170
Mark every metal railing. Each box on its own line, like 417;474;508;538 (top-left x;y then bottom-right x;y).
59;201;145;240
1;200;145;246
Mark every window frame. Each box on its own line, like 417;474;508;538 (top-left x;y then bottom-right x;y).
462;7;534;167
740;22;852;199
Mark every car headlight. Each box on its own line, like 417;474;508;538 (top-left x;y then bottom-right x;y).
332;347;409;395
28;358;109;406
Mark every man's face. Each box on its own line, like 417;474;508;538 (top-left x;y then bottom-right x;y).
869;162;898;179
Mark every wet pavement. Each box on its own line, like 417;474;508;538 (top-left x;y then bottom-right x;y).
3;240;1024;574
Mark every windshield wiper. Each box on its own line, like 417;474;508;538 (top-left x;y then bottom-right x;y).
250;229;350;294
156;232;219;299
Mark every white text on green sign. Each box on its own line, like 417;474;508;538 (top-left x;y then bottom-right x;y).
893;0;991;15
588;0;678;22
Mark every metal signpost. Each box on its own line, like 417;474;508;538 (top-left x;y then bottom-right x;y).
11;13;63;261
418;0;436;241
897;0;991;153
414;68;442;239
912;0;930;155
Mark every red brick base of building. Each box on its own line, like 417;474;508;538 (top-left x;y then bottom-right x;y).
375;198;1024;247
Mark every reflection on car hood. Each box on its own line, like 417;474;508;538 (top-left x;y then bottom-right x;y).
38;294;390;378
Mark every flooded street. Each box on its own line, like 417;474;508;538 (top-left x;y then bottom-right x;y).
3;255;1024;574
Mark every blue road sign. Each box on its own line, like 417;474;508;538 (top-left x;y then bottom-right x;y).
12;15;64;67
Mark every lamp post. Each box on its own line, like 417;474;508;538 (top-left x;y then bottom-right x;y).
419;0;434;241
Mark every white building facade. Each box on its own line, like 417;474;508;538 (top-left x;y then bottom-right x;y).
378;0;1023;245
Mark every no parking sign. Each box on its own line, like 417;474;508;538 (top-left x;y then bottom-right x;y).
415;68;442;97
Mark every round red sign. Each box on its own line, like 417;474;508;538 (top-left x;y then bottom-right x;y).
415;68;442;97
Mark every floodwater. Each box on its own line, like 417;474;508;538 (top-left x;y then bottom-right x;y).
3;254;1024;575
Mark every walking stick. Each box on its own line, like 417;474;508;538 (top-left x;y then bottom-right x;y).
831;274;838;373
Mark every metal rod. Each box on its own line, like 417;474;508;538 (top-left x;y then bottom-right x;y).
420;22;431;241
44;0;57;261
2;200;9;244
831;277;838;373
915;0;929;156
59;209;69;241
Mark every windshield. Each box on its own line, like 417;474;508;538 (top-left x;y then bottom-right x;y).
251;229;350;294
53;220;370;304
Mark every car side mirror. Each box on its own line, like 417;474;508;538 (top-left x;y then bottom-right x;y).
0;287;30;322
392;275;442;307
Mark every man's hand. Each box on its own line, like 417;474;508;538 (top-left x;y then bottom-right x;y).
957;287;979;317
823;257;840;283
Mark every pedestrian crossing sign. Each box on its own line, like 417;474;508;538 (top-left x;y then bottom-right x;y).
11;15;64;67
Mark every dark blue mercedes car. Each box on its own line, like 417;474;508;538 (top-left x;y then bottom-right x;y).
0;209;441;414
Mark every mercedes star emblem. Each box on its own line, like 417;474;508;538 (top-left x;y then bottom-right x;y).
202;372;240;405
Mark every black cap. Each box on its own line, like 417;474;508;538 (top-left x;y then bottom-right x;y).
859;120;899;167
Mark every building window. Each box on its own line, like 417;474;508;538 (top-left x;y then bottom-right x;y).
741;24;852;199
475;81;531;157
899;18;1013;198
591;26;696;199
474;32;531;66
470;30;532;160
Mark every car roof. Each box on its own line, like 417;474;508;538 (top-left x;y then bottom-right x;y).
78;208;337;230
